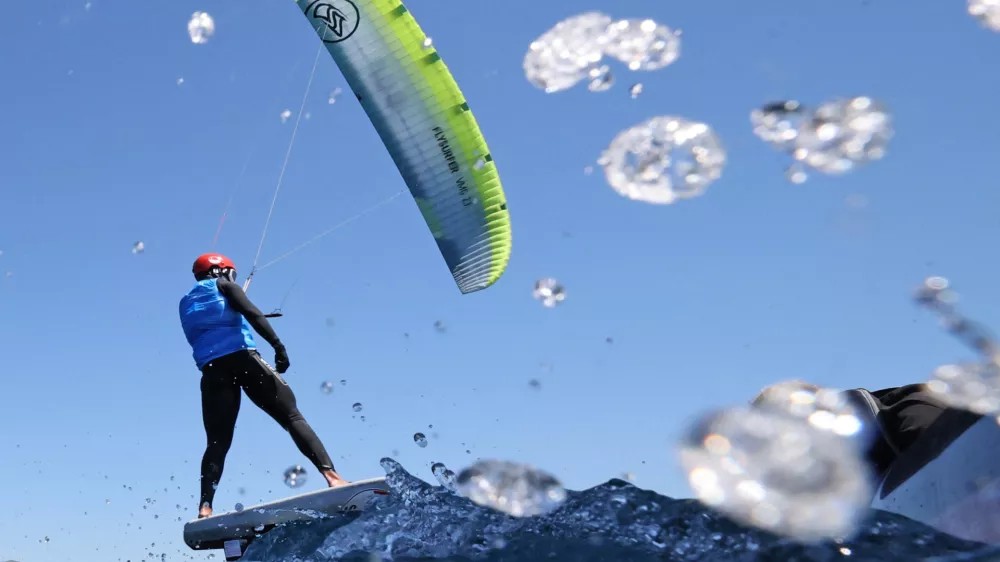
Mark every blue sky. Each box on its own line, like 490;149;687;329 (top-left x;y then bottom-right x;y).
1;0;999;559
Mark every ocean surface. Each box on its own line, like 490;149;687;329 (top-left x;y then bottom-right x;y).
237;459;1000;562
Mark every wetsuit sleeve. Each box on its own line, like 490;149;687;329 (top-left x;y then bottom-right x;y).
216;278;284;349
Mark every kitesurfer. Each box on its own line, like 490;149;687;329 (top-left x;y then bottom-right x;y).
179;253;350;518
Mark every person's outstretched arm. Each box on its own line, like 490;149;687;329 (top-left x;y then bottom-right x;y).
216;277;283;350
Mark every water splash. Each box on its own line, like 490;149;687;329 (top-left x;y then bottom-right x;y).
679;407;872;542
187;12;215;45
792;97;892;174
602;18;681;71
969;0;1000;31
532;278;567;308
927;362;1000;415
752;97;892;182
244;459;986;561
523;12;612;93
431;462;458;492
915;276;1000;417
586;65;614;92
751;100;809;152
283;465;307;488
751;380;866;439
413;433;428;448
455;459;567;517
600;116;726;204
523;13;680;94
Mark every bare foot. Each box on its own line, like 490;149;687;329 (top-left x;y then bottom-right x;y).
198;502;213;519
322;469;351;488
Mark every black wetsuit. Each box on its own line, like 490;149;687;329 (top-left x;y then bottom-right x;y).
197;278;335;509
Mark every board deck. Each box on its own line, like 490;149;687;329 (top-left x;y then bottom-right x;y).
871;413;1000;544
183;477;390;550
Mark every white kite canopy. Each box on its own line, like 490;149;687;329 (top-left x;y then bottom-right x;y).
870;411;998;544
183;477;390;560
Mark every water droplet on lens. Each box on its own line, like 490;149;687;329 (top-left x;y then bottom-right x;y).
414;432;428;448
792;96;892;175
969;0;1000;31
786;163;808;184
586;65;614;92
320;381;334;394
602;18;681;71
455;459;567;517
523;12;613;94
187;12;215;44
352;402;363;412
601;116;726;204
532;278;566;308
751;100;808;152
283;465;307;488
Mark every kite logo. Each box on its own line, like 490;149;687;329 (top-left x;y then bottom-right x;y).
208;256;222;264
305;0;360;44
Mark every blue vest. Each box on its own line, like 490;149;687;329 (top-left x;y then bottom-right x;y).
179;279;256;369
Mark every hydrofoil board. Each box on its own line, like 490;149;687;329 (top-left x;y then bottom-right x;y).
183;477;389;554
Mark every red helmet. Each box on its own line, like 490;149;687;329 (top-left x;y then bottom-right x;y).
192;253;237;281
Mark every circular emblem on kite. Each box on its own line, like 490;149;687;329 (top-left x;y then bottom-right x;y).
208;255;223;264
305;0;360;44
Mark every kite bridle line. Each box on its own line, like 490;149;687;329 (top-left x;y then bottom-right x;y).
241;188;407;294
210;58;308;252
242;37;326;295
233;25;406;309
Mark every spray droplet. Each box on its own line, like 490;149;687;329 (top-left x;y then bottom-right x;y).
786;163;808;184
187;12;215;44
320;381;334;394
283;465;307;488
431;462;458;491
586;65;614;92
414;432;428;448
532;278;567;308
352;402;363;412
